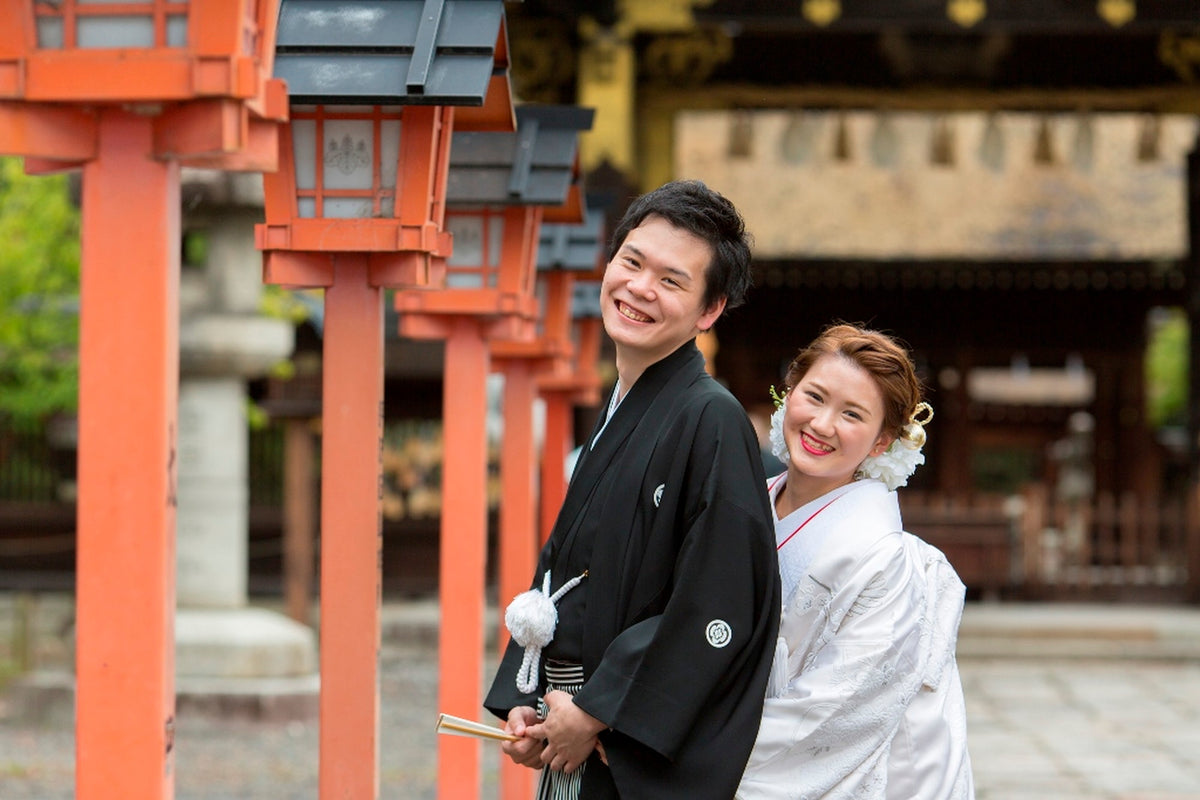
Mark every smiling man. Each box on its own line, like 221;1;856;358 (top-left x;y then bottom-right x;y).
485;180;781;799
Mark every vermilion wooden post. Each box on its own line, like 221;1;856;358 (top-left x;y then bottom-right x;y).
397;285;535;800
319;254;385;800
398;101;589;800
1;5;283;799
258;103;456;800
540;394;574;544
496;358;539;654
491;224;599;800
439;317;492;799
282;419;316;624
75;108;180;800
537;308;604;546
263;4;516;788
494;357;539;800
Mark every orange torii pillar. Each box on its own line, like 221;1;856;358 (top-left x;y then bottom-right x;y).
405;98;591;797
532;212;607;545
536;311;604;543
492;258;589;627
259;104;452;800
489;266;568;800
262;3;515;795
396;209;539;799
0;3;284;798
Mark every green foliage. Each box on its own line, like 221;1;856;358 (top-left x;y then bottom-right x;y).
258;284;314;324
0;158;81;424
1145;308;1188;429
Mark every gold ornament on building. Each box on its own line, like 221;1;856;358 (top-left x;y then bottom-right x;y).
509;17;576;103
1097;0;1136;28
947;0;986;28
642;28;733;87
1158;31;1200;82
802;0;841;28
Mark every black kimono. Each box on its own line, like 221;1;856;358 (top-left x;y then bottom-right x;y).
486;341;781;799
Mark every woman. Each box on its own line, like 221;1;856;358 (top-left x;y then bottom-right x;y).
737;323;975;800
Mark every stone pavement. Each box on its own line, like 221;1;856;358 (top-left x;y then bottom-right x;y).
2;595;1200;798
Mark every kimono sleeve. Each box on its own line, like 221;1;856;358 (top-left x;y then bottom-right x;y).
737;540;928;799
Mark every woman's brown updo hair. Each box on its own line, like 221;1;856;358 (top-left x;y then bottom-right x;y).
782;323;924;442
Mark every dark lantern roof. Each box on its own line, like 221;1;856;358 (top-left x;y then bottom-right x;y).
445;104;595;205
537;206;605;272
274;0;508;105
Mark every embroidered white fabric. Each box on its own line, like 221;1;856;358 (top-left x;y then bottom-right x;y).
737;482;974;800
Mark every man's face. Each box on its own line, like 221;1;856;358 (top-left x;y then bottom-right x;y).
600;214;726;371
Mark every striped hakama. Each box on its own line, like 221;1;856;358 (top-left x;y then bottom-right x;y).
536;661;586;800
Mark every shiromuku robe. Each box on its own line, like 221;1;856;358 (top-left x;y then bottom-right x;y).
737;478;975;800
486;341;781;799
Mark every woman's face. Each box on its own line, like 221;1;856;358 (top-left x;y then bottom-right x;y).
782;353;894;492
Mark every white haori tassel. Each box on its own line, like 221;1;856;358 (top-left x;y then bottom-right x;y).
505;569;587;695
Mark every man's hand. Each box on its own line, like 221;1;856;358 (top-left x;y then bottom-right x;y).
500;705;545;768
526;690;608;774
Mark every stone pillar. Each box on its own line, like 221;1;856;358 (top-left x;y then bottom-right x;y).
176;378;248;608
174;171;318;719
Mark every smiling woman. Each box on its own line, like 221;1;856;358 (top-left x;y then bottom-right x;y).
738;322;975;800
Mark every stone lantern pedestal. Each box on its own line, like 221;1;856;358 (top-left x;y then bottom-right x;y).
175;171;318;719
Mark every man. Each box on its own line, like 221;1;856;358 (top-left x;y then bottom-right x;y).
485;180;781;798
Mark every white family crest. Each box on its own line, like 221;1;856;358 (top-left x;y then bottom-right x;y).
705;619;732;648
653;483;665;507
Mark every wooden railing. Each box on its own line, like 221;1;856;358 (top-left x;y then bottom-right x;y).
901;485;1199;603
900;492;1014;600
1016;483;1196;601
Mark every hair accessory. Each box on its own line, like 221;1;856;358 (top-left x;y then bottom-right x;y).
769;384;787;410
856;401;934;490
768;387;789;464
901;402;935;448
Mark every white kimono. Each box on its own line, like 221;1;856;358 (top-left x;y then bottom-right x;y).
737;478;975;800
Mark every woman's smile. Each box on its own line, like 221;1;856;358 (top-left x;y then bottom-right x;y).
799;432;834;456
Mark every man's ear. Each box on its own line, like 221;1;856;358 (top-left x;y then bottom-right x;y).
697;296;727;333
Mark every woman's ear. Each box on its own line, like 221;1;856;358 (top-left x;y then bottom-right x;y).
870;434;895;458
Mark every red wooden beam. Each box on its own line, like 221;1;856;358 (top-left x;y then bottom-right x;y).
0;102;96;161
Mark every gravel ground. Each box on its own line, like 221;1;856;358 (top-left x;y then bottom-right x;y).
0;639;500;800
0;595;501;799
6;596;1200;799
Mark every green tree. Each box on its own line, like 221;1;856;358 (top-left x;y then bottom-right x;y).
1145;307;1188;429
0;157;81;424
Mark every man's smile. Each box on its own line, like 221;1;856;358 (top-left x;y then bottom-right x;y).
615;300;653;323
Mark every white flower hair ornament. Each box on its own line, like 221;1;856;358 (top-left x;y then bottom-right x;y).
768;386;934;492
857;401;934;490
